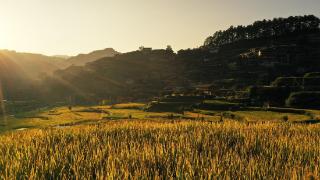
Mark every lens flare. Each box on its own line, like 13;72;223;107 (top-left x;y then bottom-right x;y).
0;81;7;126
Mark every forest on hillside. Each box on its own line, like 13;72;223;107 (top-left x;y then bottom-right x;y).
203;15;320;48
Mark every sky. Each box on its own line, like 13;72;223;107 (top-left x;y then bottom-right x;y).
0;0;319;56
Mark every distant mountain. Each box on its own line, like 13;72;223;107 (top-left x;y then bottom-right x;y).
65;48;120;67
0;48;120;80
0;50;70;101
45;49;181;103
0;48;121;101
52;55;71;59
0;50;66;79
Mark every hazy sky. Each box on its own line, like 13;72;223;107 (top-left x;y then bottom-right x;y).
0;0;319;56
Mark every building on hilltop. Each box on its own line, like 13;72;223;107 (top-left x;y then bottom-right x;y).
139;46;152;53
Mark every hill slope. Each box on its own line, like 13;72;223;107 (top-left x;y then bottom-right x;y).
0;48;121;103
0;50;69;101
65;48;120;67
0;50;65;79
44;49;182;103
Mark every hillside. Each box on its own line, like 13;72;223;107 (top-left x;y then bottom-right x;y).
0;50;68;102
44;16;320;105
65;48;120;67
180;33;320;87
43;49;182;103
0;48;120;103
0;50;65;79
180;15;320;87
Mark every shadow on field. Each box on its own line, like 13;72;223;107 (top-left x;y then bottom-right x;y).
293;119;320;124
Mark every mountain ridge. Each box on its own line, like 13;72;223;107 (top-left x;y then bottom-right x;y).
65;48;120;67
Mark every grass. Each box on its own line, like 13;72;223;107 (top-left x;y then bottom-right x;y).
1;103;319;133
0;104;192;133
195;109;313;123
0;103;319;178
232;111;311;122
0;107;103;133
0;120;319;179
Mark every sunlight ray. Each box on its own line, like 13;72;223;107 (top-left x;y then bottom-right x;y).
48;74;94;102
0;80;7;126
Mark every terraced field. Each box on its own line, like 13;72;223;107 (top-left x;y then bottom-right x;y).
0;103;319;133
0;103;320;178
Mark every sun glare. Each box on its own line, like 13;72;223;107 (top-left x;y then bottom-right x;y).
0;81;7;126
0;22;10;51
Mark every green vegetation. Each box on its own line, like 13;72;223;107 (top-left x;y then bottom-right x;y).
231;110;310;122
203;15;320;48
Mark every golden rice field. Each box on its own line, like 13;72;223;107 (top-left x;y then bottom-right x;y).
0;119;319;179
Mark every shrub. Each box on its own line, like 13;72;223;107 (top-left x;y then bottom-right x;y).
282;115;289;122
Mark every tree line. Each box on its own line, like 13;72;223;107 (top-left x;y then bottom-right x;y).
203;15;320;48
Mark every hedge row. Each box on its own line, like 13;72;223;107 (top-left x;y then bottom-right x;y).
286;91;320;109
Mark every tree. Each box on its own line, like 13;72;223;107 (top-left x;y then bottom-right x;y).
166;45;174;53
203;15;320;48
